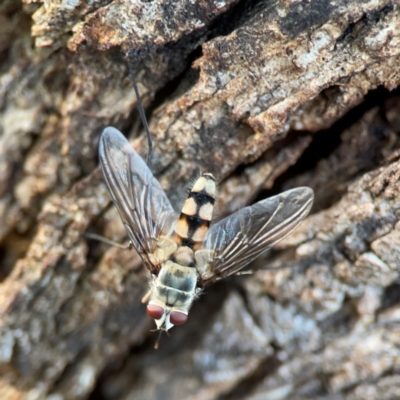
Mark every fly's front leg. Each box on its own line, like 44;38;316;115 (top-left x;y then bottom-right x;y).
141;290;152;304
235;270;253;276
141;274;158;303
84;232;133;250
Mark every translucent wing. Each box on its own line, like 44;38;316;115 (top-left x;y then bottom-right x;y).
197;187;314;284
99;127;178;273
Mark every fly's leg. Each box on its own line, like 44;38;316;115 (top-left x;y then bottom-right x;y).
84;232;133;250
126;62;153;166
141;289;152;304
235;270;253;276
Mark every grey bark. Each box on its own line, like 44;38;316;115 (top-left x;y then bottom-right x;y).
1;0;400;399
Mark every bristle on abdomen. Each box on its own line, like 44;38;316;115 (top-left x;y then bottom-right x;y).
174;173;216;247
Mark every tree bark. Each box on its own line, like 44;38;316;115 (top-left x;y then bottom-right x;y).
1;0;400;399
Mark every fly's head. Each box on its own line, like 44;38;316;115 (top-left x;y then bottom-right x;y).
145;252;198;333
146;299;189;331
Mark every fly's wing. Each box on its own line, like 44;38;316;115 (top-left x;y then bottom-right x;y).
199;187;314;283
99;127;178;273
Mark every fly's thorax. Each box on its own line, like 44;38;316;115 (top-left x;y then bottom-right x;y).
174;172;216;248
157;260;198;297
147;259;199;331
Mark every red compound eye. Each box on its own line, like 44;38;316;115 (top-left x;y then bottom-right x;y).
170;311;188;325
146;304;164;320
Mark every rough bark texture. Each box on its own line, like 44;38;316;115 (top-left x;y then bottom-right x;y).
1;0;400;399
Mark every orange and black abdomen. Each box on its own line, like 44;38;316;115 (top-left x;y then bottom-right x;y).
174;173;216;249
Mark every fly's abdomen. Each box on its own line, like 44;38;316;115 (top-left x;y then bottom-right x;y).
174;173;216;248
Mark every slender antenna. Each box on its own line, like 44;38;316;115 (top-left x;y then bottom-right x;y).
154;330;163;350
127;64;153;166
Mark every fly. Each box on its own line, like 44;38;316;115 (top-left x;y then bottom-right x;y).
95;70;314;347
